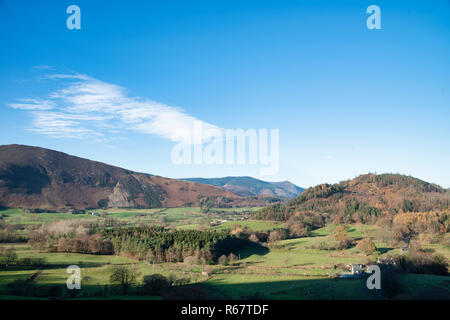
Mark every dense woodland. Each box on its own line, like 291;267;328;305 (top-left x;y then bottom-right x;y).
101;227;249;263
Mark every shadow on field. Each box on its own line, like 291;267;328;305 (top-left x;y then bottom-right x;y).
291;263;314;267
278;241;306;250
377;247;394;254
235;244;269;259
196;275;450;300
189;277;377;300
1;262;104;272
0;283;160;300
2;275;450;300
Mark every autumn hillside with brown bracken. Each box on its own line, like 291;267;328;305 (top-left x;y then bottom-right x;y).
0;144;245;211
254;173;450;224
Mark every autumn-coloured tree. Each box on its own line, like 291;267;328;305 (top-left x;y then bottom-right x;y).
333;225;347;241
289;223;309;238
393;211;449;234
230;225;243;235
228;253;238;264
249;233;260;243
218;254;228;266
356;238;377;256
72;239;81;253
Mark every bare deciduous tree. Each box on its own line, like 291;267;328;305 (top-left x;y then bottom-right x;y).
109;265;140;294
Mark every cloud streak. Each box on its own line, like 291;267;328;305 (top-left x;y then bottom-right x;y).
9;72;221;143
9;98;55;111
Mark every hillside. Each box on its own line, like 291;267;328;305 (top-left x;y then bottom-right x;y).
0;144;241;211
183;176;304;198
254;173;450;222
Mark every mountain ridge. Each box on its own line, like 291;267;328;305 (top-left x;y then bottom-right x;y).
182;176;304;198
0;144;243;210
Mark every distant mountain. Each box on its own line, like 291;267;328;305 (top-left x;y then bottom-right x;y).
183;176;304;198
255;173;450;222
0;144;242;211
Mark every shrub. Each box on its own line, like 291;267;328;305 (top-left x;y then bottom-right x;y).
172;277;190;286
268;229;289;242
337;237;355;250
142;274;170;294
395;249;448;276
317;240;330;250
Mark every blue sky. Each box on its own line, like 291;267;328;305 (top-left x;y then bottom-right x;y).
0;0;449;188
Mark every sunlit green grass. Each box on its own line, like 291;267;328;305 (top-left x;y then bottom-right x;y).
0;207;248;229
1;209;98;225
0;243;208;298
212;220;282;231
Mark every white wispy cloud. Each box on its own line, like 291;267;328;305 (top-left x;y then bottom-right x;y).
9;98;55;110
9;72;221;143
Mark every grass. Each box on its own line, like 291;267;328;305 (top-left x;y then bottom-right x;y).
199;224;450;299
0;207;255;230
235;234;365;270
1;209;449;300
212;220;282;231
310;224;377;238
203;274;376;299
0;243;208;298
0;209;98;225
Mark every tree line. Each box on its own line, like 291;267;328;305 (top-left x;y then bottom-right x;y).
101;226;249;264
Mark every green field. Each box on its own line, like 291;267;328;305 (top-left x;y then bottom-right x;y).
0;207;263;230
0;209;99;225
211;220;282;231
0;243;207;299
1;208;449;300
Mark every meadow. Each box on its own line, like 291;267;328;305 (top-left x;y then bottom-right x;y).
0;207;449;300
0;207;261;229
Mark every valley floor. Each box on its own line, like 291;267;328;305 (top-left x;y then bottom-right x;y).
0;208;449;300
